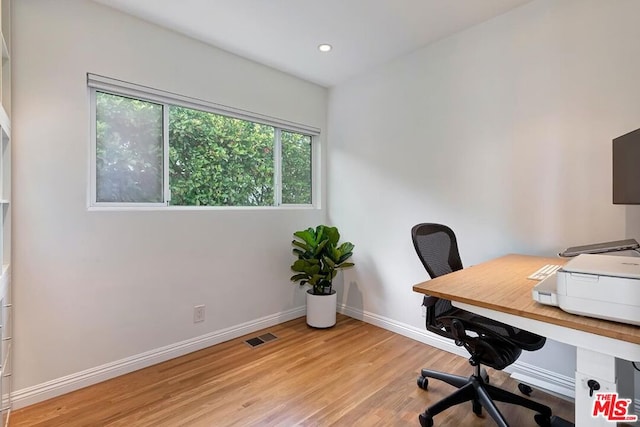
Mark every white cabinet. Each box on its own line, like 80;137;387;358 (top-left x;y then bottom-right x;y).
0;0;11;424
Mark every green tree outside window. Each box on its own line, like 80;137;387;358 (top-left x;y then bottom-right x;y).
95;91;313;206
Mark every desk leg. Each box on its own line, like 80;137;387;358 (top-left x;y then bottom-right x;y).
575;348;632;426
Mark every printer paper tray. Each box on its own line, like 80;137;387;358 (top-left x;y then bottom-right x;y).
532;274;559;306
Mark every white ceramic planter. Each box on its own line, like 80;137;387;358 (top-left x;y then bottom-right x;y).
306;289;337;328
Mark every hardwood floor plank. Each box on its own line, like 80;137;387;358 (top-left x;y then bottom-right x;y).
11;315;574;426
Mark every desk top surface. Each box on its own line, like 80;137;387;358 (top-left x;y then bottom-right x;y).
412;254;640;345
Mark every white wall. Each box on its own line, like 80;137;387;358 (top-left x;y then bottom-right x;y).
12;0;327;397
329;0;640;387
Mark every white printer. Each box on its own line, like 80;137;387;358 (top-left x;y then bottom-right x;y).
532;253;640;326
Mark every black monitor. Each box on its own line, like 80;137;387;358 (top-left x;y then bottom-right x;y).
613;127;640;204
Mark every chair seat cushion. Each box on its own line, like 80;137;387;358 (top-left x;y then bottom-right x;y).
472;335;522;370
430;307;545;370
437;308;546;350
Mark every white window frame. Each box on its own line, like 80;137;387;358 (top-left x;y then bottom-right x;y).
88;74;320;209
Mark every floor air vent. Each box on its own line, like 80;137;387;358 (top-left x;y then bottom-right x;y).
244;332;278;348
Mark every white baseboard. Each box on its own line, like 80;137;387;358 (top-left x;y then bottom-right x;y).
339;304;469;359
13;304;608;411
507;362;575;400
12;307;305;409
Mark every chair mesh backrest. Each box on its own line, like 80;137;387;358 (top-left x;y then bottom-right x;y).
412;223;464;318
412;223;463;278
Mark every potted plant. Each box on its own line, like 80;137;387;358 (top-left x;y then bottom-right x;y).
290;225;355;328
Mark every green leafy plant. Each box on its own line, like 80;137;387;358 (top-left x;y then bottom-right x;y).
290;225;355;295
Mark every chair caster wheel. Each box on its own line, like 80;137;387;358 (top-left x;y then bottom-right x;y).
417;376;429;390
472;400;482;416
518;383;533;396
418;412;434;427
534;413;551;427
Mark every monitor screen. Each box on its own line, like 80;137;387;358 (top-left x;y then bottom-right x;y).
613;127;640;204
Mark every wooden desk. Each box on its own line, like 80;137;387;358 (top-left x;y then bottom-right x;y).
413;254;640;426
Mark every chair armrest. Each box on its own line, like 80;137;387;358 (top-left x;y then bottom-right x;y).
422;296;447;337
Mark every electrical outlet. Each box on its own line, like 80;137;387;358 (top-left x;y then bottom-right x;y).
421;305;427;318
194;305;205;323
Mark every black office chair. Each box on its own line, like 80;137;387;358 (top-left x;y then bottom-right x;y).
412;223;552;427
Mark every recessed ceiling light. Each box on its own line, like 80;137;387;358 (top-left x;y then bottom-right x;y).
318;44;332;53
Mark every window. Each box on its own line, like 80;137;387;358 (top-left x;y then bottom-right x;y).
281;131;312;204
89;75;318;208
96;93;164;203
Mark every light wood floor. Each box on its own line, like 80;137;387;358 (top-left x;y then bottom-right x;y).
11;315;574;426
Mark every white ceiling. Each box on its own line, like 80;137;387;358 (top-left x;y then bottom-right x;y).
92;0;533;87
